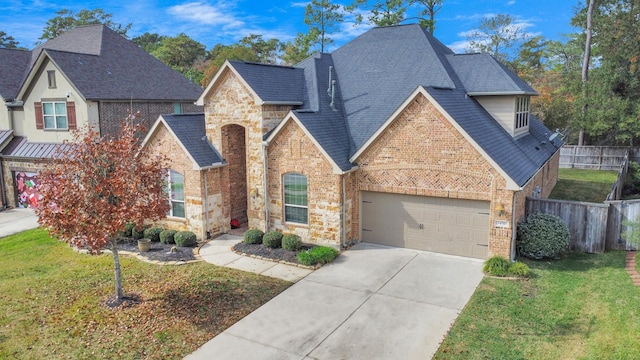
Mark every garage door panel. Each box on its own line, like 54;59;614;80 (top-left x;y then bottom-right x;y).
361;191;490;259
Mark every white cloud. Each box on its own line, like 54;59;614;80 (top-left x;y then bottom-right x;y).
167;1;244;28
508;0;516;5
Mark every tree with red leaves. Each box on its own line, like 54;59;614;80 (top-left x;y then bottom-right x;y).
36;122;169;305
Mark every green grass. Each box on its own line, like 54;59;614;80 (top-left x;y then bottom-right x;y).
549;168;618;203
0;229;291;359
434;251;640;359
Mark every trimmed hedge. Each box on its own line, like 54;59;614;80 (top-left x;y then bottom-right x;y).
297;246;339;266
263;231;283;248
174;231;197;247
143;227;163;242
131;225;147;240
124;222;136;237
243;229;264;244
517;213;569;260
160;229;177;244
282;234;302;251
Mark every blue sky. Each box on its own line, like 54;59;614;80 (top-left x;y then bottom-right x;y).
1;0;582;53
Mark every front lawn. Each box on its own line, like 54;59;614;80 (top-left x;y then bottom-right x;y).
0;229;291;359
549;168;618;203
434;251;640;359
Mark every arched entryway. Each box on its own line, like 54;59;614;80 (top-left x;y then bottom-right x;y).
221;124;248;227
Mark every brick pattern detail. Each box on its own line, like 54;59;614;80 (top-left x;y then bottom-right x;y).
99;101;202;138
351;93;514;257
267;120;342;246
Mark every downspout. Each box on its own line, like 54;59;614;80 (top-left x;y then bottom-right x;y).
8;107;14;131
203;169;211;239
342;175;347;249
262;141;269;233
0;157;6;208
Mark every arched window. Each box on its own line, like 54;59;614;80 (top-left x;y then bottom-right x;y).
167;170;185;218
283;173;308;224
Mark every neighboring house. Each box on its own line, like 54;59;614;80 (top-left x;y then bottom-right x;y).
0;24;202;209
141;24;561;260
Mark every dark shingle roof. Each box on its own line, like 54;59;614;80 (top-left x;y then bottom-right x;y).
0;48;30;101
1;24;203;103
160;113;223;169
228;61;305;104
447;53;538;95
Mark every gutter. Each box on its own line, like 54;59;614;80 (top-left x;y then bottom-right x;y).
262;140;269;232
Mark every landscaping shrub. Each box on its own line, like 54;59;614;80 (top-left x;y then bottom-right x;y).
160;229;177;244
124;222;136;237
517;213;570;260
483;256;511;277
243;229;264;244
143;227;163;242
297;246;339;266
131;225;147;240
263;231;283;248
508;261;530;277
282;234;302;251
174;231;197;247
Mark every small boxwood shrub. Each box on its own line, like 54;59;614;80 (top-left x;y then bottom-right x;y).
282;234;302;251
243;229;264;244
517;213;570;260
508;261;530;277
124;222;136;237
263;231;283;248
143;227;163;242
174;231;197;247
297;246;339;266
160;229;177;244
483;256;511;277
131;225;147;240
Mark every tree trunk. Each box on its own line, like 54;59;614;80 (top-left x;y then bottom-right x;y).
110;239;124;301
579;0;596;146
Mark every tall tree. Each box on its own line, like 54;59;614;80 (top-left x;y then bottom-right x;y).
305;0;345;52
200;43;260;87
465;13;527;63
349;0;408;26
0;30;20;49
36;121;169;306
239;34;282;64
132;32;166;54
39;8;132;41
414;0;443;33
152;33;206;75
282;32;316;65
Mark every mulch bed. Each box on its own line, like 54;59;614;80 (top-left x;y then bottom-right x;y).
115;238;198;262
232;242;313;265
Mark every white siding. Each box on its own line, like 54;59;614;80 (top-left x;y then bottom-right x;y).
475;95;526;137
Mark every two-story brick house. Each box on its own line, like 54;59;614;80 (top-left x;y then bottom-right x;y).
141;24;561;260
0;24;202;209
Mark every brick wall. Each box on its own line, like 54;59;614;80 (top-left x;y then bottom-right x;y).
267;119;343;246
99;101;202;138
351;93;513;257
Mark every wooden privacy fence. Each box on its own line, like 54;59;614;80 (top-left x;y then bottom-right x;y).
526;197;640;253
606;149;629;201
560;146;630;170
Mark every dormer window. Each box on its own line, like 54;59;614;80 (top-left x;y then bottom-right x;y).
515;96;529;130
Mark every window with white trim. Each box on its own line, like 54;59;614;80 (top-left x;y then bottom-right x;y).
42;101;68;129
515;96;530;130
167;170;185;218
283;173;308;224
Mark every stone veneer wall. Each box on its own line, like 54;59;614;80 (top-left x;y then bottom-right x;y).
267;119;343;246
141;124;211;239
350;93;514;258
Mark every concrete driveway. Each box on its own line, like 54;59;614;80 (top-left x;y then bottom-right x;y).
186;242;484;360
0;208;39;238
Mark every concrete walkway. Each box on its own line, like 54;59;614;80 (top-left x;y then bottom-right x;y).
199;234;314;282
188;242;484;360
0;208;39;238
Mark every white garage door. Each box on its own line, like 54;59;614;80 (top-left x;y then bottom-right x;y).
361;191;490;259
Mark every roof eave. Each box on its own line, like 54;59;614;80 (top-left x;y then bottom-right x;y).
467;91;539;96
262;101;304;106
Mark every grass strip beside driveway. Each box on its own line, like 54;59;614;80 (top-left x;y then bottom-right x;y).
434;251;640;359
0;229;291;359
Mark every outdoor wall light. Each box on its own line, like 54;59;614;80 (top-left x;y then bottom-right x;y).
495;203;506;217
